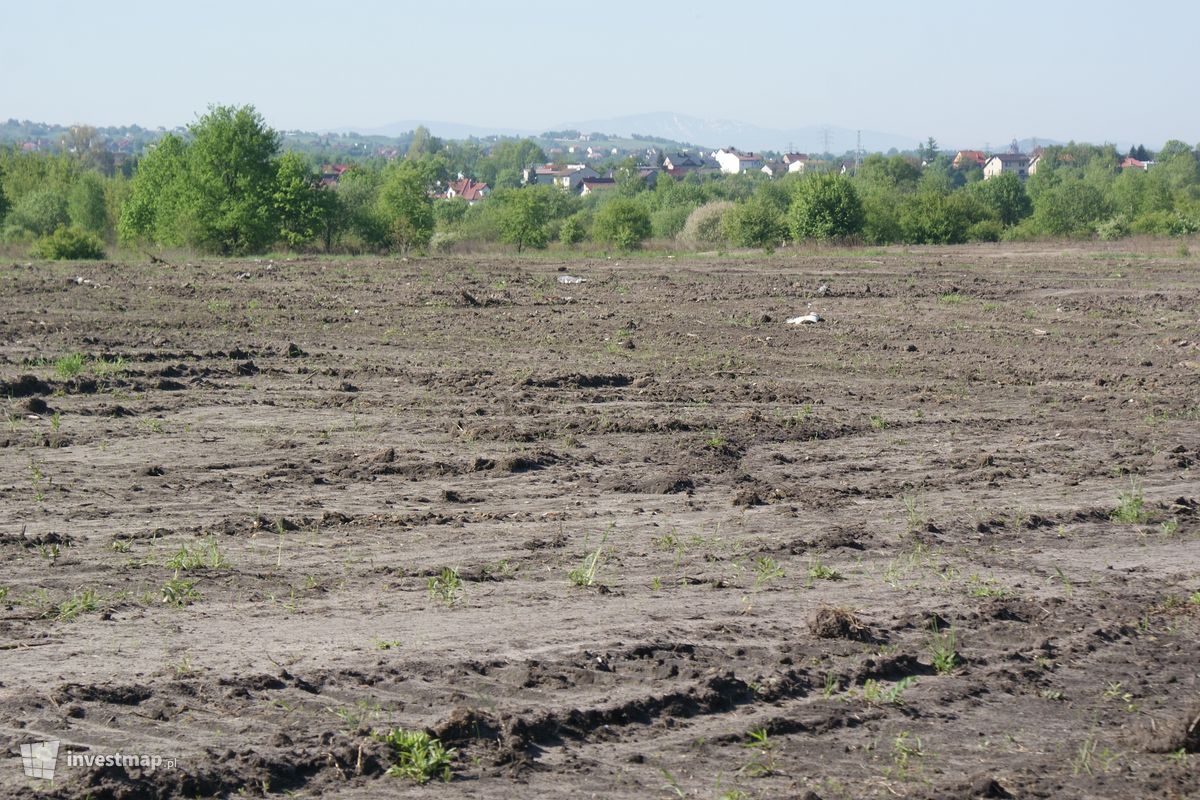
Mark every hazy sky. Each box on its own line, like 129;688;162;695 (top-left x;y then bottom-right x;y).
3;0;1196;149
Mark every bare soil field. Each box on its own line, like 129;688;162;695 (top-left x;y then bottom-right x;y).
1;243;1198;799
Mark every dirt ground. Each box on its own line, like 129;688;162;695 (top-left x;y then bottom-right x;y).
1;242;1198;799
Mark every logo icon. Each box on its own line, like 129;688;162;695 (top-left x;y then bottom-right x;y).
20;740;60;780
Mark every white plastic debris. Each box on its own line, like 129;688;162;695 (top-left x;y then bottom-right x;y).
816;284;829;296
558;275;586;284
786;313;822;325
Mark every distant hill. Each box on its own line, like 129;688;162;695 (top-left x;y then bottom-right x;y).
556;111;921;154
335;120;534;140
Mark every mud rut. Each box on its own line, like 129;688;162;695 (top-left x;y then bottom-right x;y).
1;244;1198;799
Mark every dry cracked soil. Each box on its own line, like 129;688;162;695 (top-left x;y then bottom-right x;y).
1;242;1198;799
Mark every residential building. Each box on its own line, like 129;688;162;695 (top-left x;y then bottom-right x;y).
712;147;764;174
522;164;599;191
446;177;490;203
953;150;987;169
579;177;617;196
983;153;1030;180
783;153;810;174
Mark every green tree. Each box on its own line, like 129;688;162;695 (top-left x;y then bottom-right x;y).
1030;179;1109;236
478;139;546;188
9;188;69;238
788;174;864;240
67;172;108;235
970;172;1032;226
407;126;443;159
592;197;651;249
273;152;330;249
376;161;434;253
614;157;646;196
898;192;980;244
496;187;550;252
185;104;282;253
119;133;190;245
723;196;787;251
0;162;10;224
336;166;389;250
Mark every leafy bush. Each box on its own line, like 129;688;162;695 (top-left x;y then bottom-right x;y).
677;201;734;247
9;189;69;238
30;226;105;260
1130;210;1199;236
651;204;693;240
592;198;651;249
723;196;787;251
1096;216;1130;241
967;219;1004;242
789;174;864;241
559;213;586;245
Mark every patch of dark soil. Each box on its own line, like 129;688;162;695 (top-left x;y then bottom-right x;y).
494;452;558;473
934;775;1016;799
0;531;74;548
523;373;634;389
607;472;694;494
54;683;153;705
0;374;50;397
432;706;502;745
25;397;51;414
732;488;766;507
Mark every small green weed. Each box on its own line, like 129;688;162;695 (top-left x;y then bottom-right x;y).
165;537;228;570
862;676;917;705
806;556;842;584
427;567;464;606
54;353;86;379
739;728;775;777
569;526;611;588
928;621;958;674
161;577;200;607
1111;480;1147;523
752;556;784;589
376;728;455;784
56;588;99;621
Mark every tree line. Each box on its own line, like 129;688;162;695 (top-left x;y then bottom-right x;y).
1;104;1198;259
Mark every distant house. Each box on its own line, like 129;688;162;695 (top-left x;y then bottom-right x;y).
1120;156;1154;171
637;166;660;188
662;152;704;172
446;177;490;203
983;153;1030;180
579;177;617;196
782;153;810;174
712;147;763;174
523;164;598;191
760;161;785;178
319;164;352;187
953;150;987;169
586;145;618;159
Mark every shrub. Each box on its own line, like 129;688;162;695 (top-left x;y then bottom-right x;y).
723;197;787;251
30;226;105;260
967;219;1003;242
592;198;651;249
651;204;693;240
788;174;864;241
9;189;69;238
678;201;734;248
559;213;586;245
1096;216;1130;241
